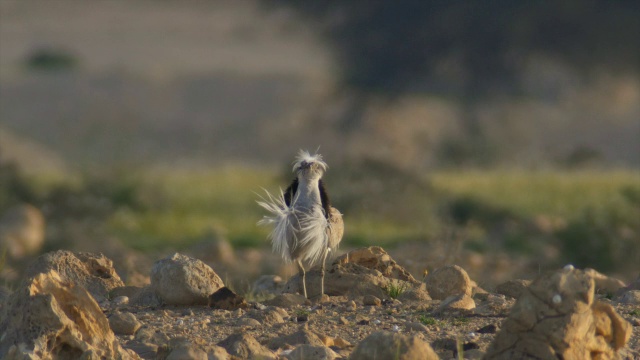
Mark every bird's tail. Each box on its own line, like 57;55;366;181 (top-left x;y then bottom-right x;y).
257;189;330;266
257;188;297;262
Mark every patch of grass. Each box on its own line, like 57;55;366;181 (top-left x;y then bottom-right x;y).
629;309;640;317
418;315;445;327
452;317;470;326
385;279;409;299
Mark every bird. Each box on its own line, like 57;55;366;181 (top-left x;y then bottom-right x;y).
257;150;344;299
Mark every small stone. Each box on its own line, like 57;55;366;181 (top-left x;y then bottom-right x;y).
348;300;357;311
363;295;382;306
405;322;429;332
338;317;349;325
112;296;129;307
237;317;261;327
108;311;142;335
435;294;475;313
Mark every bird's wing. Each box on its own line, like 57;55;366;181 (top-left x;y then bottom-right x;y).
284;178;298;207
327;207;344;251
318;179;331;219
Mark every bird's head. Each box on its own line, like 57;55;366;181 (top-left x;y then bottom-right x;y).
292;149;327;181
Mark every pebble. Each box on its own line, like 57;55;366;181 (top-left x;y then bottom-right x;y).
363;295;382;306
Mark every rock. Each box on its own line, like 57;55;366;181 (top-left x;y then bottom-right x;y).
124;341;158;360
405;322;429;332
615;273;640;297
218;333;275;359
333;337;351;348
269;329;325;350
335;246;418;282
208;286;248;310
109;311;142;335
616;290;640;305
284;247;418;299
473;294;512;317
363;295;382;306
25;250;125;302
0;270;138;359
495;279;531;299
253;274;284;295
129;286;161;307
397;285;432;303
247;307;285;325
287;344;338;360
151;253;224;305
135;326;170;345
350;331;439;360
237;317;262;327
484;267;632;359
166;344;208;360
112;295;129;307
204;346;229;360
0;204;45;259
584;268;626;294
424;264;473;300
435;294;475;313
264;293;310;308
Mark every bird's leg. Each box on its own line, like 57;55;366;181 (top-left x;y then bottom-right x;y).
296;259;308;299
320;248;330;297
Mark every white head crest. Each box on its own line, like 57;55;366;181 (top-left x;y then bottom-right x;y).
292;149;328;173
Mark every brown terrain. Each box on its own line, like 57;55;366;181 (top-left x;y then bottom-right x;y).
0;242;638;360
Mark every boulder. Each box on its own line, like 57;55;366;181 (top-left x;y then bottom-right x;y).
218;333;275;360
151;253;224;305
350;331;439;360
495;279;531;299
424;264;473;300
283;246;418;299
484;267;632;359
25;250;125;303
0;204;45;259
0;270;138;359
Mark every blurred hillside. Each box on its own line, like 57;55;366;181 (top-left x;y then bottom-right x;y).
1;0;639;170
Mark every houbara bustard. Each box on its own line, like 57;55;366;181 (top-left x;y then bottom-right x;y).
258;150;344;299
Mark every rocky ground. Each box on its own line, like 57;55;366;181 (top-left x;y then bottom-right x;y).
0;247;638;360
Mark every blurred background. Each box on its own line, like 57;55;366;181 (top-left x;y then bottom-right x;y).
1;0;639;291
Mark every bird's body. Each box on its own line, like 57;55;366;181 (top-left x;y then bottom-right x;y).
258;150;343;298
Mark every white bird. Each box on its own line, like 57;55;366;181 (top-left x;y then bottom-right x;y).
258;150;344;299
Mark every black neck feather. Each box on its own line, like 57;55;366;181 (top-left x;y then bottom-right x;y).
284;178;331;219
